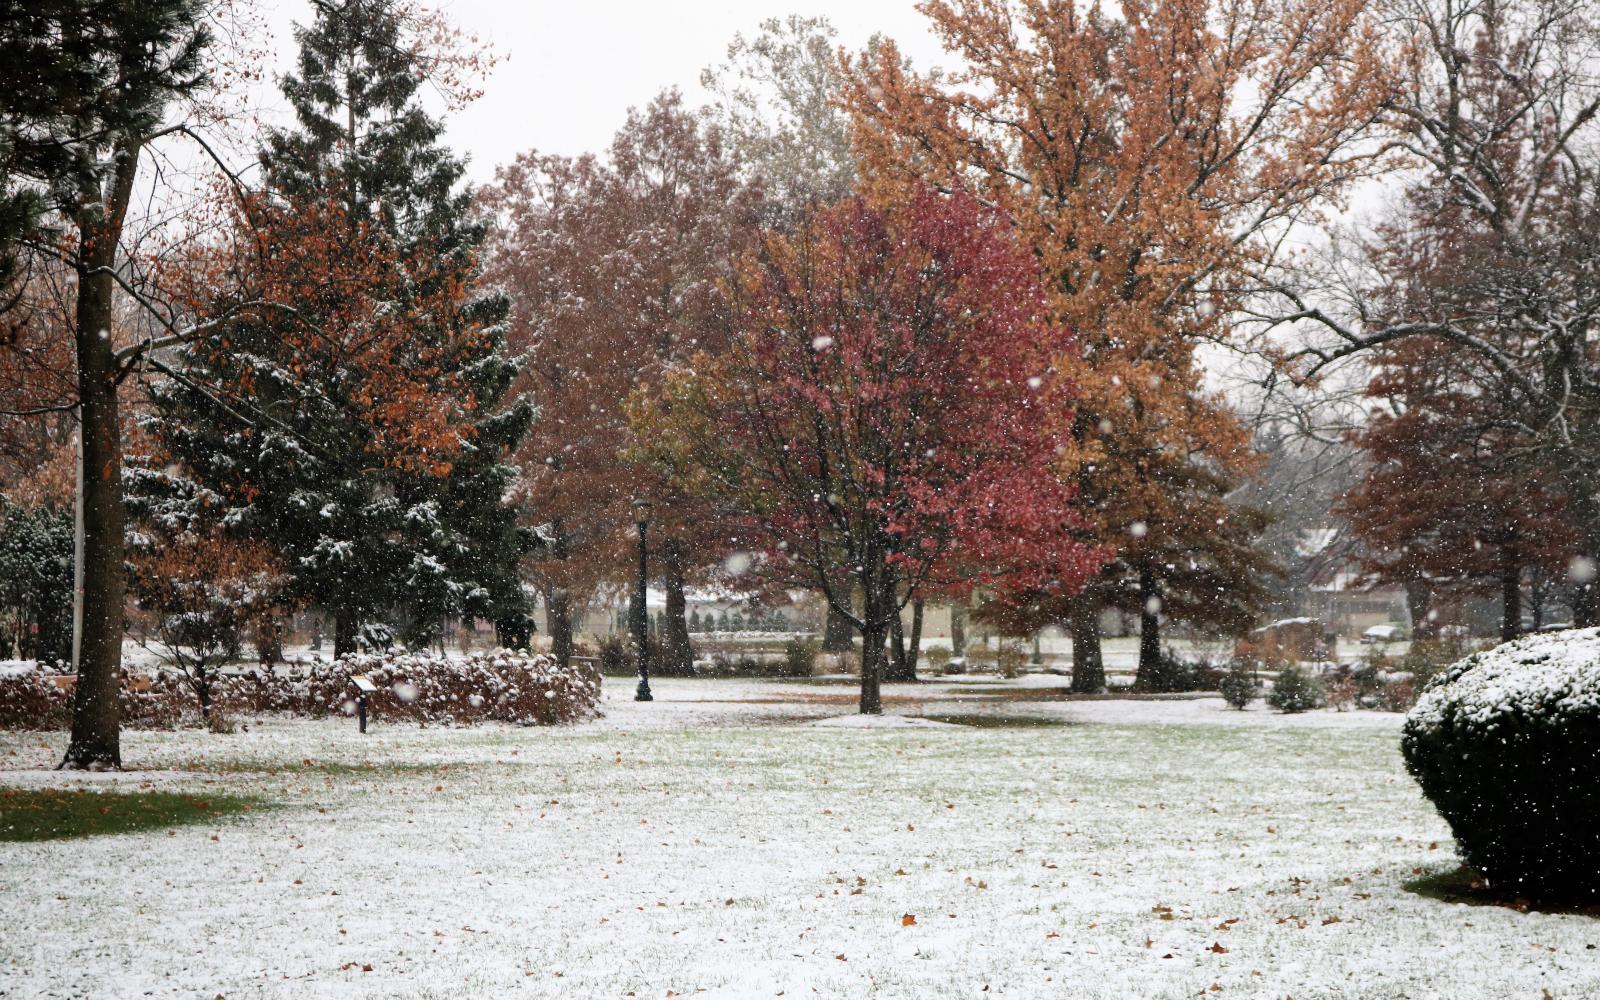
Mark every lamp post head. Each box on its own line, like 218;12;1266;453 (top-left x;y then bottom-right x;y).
632;497;652;528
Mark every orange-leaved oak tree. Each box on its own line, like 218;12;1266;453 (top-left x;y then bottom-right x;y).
844;0;1391;688
629;187;1105;714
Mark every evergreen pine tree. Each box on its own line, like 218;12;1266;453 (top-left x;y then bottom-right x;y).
0;495;73;664
137;0;531;656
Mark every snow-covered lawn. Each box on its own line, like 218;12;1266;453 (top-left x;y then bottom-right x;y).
2;677;1594;998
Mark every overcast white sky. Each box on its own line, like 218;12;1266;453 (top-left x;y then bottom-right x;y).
252;1;949;183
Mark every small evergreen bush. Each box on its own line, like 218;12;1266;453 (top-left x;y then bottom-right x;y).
782;638;821;677
597;635;629;675
1219;660;1258;710
926;647;953;675
1267;663;1323;713
1135;650;1219;693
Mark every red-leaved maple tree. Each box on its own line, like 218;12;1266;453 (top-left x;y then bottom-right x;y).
632;187;1105;712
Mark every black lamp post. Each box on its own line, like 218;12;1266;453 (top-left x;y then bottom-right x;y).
632;498;653;702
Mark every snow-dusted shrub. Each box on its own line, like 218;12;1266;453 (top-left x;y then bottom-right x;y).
1376;676;1418;712
1323;666;1358;711
1401;629;1600;901
995;642;1028;679
0;666;71;729
1219;660;1258;710
0;667;193;730
0;650;602;730
216;649;602;726
926;647;953;675
1267;663;1323;713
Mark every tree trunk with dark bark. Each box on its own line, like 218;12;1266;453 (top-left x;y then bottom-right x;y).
859;620;885;714
1404;579;1435;635
193;666;213;723
1067;597;1104;694
906;599;924;678
857;573;889;713
950;598;967;657
659;539;694;675
1135;567;1162;689
334;608;358;659
256;618;284;667
1501;546;1521;644
61;168;136;770
823;598;855;653
546;588;574;672
886;604;914;681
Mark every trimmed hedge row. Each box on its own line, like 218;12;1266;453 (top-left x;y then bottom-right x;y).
0;650;601;730
1401;628;1600;902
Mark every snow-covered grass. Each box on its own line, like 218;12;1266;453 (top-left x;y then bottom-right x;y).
2;677;1594;999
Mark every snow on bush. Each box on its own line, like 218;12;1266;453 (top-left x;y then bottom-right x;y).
0;650;601;730
1267;662;1323;713
1401;627;1600;900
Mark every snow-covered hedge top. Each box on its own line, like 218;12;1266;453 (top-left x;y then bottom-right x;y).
1405;627;1600;735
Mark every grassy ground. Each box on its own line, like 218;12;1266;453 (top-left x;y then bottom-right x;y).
0;677;1594;999
0;787;265;842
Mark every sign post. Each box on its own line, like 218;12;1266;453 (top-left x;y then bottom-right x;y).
348;674;377;733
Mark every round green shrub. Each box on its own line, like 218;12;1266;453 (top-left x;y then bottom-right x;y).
1267;663;1323;713
1401;628;1600;901
1219;660;1258;710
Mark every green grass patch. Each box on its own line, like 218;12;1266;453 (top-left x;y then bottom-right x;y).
0;786;266;842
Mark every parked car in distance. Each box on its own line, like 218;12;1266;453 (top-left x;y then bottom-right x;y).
1360;624;1406;644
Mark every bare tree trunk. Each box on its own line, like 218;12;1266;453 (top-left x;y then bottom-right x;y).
950;597;967;657
1404;579;1435;635
1067;597;1104;694
547;588;574;672
858;576;886;714
195;667;212;723
61;175;134;770
333;608;358;659
885;603;914;681
906;599;924;678
823;597;854;653
256;618;283;667
859;621;885;714
659;539;694;675
1135;567;1162;689
1501;546;1521;644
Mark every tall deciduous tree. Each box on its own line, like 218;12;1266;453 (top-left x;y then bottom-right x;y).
479;92;759;672
845;0;1390;689
701;15;858;221
1276;0;1600;622
1342;303;1578;641
631;188;1103;713
17;0;214;769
